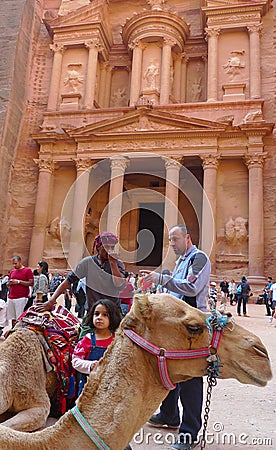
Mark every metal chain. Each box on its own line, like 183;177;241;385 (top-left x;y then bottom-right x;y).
200;375;217;449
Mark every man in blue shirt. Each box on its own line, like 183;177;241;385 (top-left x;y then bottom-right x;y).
144;224;211;450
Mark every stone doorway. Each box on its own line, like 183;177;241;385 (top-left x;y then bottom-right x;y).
137;202;164;267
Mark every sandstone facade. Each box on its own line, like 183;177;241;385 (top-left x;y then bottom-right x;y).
0;0;275;289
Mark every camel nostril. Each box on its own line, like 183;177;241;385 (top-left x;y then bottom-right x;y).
253;345;269;359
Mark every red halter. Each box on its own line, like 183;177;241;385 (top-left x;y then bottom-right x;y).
123;328;223;390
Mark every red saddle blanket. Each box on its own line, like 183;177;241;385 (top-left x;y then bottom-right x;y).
15;304;81;415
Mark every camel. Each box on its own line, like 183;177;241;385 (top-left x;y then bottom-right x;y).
0;293;272;450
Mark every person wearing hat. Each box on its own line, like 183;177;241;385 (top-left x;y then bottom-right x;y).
36;232;126;313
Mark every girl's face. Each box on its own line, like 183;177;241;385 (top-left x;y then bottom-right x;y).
37;264;42;274
93;304;110;330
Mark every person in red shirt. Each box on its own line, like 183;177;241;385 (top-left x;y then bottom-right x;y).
7;255;34;327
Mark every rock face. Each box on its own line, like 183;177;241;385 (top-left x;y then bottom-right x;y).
0;0;275;287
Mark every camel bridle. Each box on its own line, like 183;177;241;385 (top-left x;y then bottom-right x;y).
70;310;231;450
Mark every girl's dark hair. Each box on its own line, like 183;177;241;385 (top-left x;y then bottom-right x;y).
84;299;122;333
38;261;49;280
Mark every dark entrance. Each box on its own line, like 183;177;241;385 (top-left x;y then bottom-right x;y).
137;202;164;267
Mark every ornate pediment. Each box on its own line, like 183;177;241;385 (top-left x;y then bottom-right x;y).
45;0;110;33
67;109;226;138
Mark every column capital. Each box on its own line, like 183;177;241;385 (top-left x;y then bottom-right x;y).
128;39;145;51
74;158;93;172
205;27;221;39
244;152;267;169
181;52;189;64
201;154;220;169
34;158;55;173
162;156;182;169
110;156;129;172
85;39;103;52
247;24;263;35
163;37;176;48
49;43;65;53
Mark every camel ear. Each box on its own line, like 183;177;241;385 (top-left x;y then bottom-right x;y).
132;294;153;323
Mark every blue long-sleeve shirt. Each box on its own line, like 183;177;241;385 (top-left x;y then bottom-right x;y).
162;245;211;312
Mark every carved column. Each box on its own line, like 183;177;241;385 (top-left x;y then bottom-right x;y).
173;54;182;103
98;62;108;107
103;65;113;108
205;28;220;102
29;159;55;266
84;40;102;109
244;153;266;277
201;154;220;273
68;158;92;268
129;40;144;106
180;53;188;103
162;157;181;268
106;156;129;237
160;38;174;105
247;24;262;99
47;43;65;111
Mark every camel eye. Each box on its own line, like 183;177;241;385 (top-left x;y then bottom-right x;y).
186;325;203;335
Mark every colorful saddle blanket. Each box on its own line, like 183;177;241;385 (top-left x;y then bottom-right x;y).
15;304;81;415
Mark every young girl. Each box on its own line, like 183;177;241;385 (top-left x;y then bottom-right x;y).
72;299;122;395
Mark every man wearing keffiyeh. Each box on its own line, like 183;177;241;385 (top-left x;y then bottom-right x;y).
36;232;126;313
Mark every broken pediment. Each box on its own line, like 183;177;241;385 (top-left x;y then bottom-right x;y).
67;109;227;138
45;0;111;35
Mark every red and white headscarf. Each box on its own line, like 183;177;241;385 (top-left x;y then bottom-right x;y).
92;232;118;254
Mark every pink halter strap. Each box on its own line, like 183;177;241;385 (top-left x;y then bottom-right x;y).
123;328;222;390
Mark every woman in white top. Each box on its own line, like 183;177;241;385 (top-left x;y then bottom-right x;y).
228;279;236;305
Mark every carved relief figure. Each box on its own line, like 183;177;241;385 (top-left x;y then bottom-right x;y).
48;217;71;243
223;51;245;82
64;64;84;92
147;0;167;10
225;216;248;244
111;87;127;107
143;62;160;89
191;78;202;102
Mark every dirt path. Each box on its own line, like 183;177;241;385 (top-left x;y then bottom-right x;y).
129;304;275;450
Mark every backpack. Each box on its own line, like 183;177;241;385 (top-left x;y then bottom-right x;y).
236;284;242;294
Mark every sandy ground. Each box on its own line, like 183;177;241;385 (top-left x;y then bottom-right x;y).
129;303;276;450
2;300;275;449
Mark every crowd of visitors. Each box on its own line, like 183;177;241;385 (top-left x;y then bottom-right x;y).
0;227;275;450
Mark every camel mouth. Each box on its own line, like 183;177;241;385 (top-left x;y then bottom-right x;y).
233;361;271;387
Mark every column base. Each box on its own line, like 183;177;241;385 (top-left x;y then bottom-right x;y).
222;83;246;101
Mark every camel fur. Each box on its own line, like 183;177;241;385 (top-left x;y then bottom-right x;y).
0;293;272;449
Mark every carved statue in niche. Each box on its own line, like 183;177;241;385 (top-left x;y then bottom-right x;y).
111;87;127;107
191;78;202;102
147;0;167;11
223;51;245;82
46;217;71;256
64;64;84;93
143;62;160;89
225;216;248;244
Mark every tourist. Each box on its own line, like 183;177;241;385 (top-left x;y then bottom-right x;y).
209;281;218;309
0;297;7;337
263;276;273;316
36;232;126;313
269;281;276;325
228;279;236;305
72;299;121;395
32;261;49;303
144;224;211;450
236;276;251;317
219;278;229;306
7;256;34;327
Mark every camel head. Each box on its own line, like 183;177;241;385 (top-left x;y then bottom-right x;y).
122;293;272;387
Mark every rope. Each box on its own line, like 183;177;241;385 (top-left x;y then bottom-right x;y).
71;405;111;450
